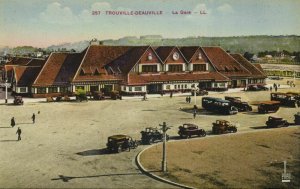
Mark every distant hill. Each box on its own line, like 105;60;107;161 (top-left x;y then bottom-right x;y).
1;35;300;55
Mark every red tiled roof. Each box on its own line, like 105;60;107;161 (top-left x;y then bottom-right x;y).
108;46;149;74
179;46;199;62
14;66;42;86
6;57;32;66
253;64;265;74
125;72;229;85
154;46;175;62
202;47;251;77
33;52;85;86
230;54;266;78
27;58;47;67
73;45;132;82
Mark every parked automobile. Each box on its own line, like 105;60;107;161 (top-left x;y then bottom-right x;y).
212;120;237;134
140;127;168;144
191;90;208;96
247;84;268;91
266;116;289;128
224;96;252;112
258;101;280;114
106;135;138;153
271;92;300;107
178;123;206;138
202;97;238;115
13;96;24;105
93;91;105;100
111;91;122;100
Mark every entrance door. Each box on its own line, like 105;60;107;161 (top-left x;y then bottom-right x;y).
232;80;237;88
147;84;162;94
198;82;211;89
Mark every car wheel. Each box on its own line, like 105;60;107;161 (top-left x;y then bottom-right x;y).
202;131;206;137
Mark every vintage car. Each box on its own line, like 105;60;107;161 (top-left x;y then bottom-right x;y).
140;127;168;144
111;91;122;100
247;84;269;91
224;96;253;112
191;90;208;96
178;123;206;138
258;101;280;114
271;92;300;107
106;135;138;153
295;112;300;125
266;116;289;128
93;91;105;100
13;96;24;105
212;120;237;134
202;97;238;115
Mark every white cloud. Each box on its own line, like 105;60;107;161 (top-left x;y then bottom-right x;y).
40;2;77;25
91;2;111;11
216;3;233;13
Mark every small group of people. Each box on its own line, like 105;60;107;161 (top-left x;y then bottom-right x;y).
10;112;38;141
270;83;279;92
287;80;296;87
185;96;192;103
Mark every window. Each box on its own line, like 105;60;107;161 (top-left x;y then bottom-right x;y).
178;85;180;89
129;87;132;92
174;85;177;89
37;87;46;94
60;87;68;93
90;85;99;92
185;84;187;88
76;86;85;91
142;65;157;72
48;87;58;93
135;87;142;91
169;65;183;72
19;87;27;93
193;64;207;71
166;85;170;90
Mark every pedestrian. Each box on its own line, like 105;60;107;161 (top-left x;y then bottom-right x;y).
275;85;278;92
11;117;15;128
186;96;188;103
273;83;276;88
189;96;191;103
270;86;272;92
170;92;173;98
38;111;40;114
278;84;280;88
32;113;35;124
16;127;22;141
193;109;197;119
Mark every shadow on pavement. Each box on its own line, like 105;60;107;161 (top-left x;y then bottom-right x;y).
0;139;18;142
76;148;108;156
250;126;268;129
51;171;160;182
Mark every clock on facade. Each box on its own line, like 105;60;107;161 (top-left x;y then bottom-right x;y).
173;52;179;60
198;53;202;59
147;53;153;60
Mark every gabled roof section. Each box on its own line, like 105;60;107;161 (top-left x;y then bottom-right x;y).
73;45;132;82
33;51;85;86
179;46;200;62
27;58;47;67
6;57;32;66
14;66;42;87
154;46;175;62
202;47;251;77
108;46;150;74
230;54;266;78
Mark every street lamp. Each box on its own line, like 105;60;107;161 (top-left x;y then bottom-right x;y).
159;122;171;173
192;86;199;106
5;79;8;103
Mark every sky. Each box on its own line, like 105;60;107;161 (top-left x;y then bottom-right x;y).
0;0;299;48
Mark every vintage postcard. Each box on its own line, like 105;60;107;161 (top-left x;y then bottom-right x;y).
0;0;299;188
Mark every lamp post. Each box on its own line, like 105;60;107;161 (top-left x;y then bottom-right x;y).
159;122;171;173
5;79;8;103
192;86;199;106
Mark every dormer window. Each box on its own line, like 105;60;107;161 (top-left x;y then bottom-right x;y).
80;69;85;76
147;53;153;61
198;53;202;59
94;68;100;75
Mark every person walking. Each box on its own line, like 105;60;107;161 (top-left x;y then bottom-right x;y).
16;127;22;141
189;96;191;103
275;85;278;92
170;92;173;98
193;109;197;119
32;113;36;124
11;117;15;128
186;96;188;103
270;86;272;92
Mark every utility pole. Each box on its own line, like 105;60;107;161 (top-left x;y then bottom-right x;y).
5;79;8;103
159;122;171;173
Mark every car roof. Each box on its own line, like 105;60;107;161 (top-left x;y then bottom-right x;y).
108;135;128;140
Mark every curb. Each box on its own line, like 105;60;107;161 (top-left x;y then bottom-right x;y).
135;144;196;189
